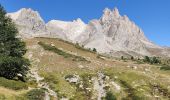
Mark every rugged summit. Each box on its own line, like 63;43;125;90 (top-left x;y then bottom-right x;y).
7;8;47;38
7;8;170;57
81;8;161;55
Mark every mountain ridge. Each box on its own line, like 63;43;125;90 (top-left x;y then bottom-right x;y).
7;7;170;57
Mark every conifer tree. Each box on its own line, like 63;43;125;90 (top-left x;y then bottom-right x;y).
0;5;29;80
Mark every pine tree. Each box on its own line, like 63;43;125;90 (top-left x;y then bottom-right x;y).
131;56;134;60
0;5;29;81
92;48;97;52
144;56;150;63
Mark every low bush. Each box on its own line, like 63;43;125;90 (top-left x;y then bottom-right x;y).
92;48;97;52
121;56;124;60
131;56;134;60
105;91;117;100
143;56;161;64
0;77;28;90
26;88;46;100
43;73;58;84
160;65;170;70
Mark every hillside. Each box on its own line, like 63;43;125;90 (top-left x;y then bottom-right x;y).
0;37;169;99
27;37;170;100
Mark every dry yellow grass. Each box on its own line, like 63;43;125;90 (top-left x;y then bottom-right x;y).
0;87;29;99
23;37;170;99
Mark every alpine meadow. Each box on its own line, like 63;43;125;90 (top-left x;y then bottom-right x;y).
0;1;170;100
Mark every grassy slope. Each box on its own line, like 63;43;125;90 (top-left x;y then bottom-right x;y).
0;86;29;100
1;37;169;100
25;37;170;99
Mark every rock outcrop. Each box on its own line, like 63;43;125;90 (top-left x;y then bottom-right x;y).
7;8;47;38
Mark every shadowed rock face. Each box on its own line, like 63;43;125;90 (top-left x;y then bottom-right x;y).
7;8;170;57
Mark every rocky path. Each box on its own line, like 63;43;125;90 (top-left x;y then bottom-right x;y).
30;68;58;100
93;72;106;100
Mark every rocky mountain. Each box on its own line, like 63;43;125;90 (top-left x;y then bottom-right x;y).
7;8;48;38
46;18;87;41
7;8;170;57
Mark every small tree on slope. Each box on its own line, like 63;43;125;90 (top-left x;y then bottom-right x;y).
0;5;29;81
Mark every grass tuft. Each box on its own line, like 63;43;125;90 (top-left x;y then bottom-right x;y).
0;77;28;90
25;88;46;100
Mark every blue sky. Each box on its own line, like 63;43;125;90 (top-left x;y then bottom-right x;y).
0;0;170;46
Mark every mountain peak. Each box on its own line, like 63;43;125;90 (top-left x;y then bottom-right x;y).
7;8;47;38
103;7;120;18
7;8;43;21
20;8;33;12
7;7;165;57
103;8;112;14
112;7;120;18
101;7;121;23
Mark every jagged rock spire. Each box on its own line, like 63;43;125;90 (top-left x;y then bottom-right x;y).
112;7;120;18
100;7;121;24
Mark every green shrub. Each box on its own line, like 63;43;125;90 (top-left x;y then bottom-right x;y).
105;91;117;100
151;57;161;64
121;56;124;60
143;56;150;62
0;77;28;90
160;65;170;70
26;88;46;100
0;56;29;80
43;73;58;84
92;48;97;52
143;56;161;64
131;56;134;60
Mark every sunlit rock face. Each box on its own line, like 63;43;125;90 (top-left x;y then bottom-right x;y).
80;8;160;55
46;18;87;41
7;8;47;38
8;7;168;57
